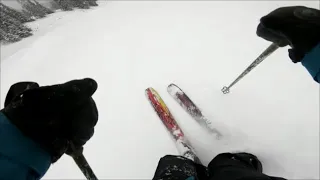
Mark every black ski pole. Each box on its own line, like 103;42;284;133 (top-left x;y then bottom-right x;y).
221;43;279;94
69;144;98;180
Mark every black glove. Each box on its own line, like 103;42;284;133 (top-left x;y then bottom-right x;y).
257;6;320;63
1;78;98;163
207;153;287;180
153;155;208;180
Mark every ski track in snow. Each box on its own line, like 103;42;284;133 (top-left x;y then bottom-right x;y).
1;1;319;179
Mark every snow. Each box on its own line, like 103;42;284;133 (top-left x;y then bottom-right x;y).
175;138;197;162
0;8;93;60
1;1;319;179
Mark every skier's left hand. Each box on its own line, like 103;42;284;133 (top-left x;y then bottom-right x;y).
153;155;208;180
1;78;98;163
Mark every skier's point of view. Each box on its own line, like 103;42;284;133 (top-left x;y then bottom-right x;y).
0;5;319;180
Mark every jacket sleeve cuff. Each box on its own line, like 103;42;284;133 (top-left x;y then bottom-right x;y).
301;43;320;83
0;112;51;178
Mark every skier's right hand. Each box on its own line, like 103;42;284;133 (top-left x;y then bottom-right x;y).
256;6;320;63
0;78;99;163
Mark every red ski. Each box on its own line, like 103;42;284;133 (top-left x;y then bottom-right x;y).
145;87;201;163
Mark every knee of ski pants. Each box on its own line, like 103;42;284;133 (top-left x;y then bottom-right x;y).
207;153;271;180
153;155;208;180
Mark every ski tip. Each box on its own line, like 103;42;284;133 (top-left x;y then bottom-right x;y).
146;87;158;95
168;83;177;88
145;88;153;96
167;83;183;95
145;87;154;91
167;83;177;92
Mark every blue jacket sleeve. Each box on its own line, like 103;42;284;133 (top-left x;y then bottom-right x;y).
0;112;51;180
301;43;320;83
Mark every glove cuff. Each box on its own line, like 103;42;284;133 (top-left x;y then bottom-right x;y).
288;48;306;63
1;107;69;163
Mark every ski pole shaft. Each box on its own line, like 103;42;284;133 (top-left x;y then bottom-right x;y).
221;43;279;94
69;144;98;180
72;153;98;180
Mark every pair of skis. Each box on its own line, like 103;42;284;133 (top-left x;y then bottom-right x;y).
146;84;221;164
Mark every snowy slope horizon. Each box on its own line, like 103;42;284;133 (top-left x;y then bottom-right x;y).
1;1;319;179
2;0;52;11
0;0;98;44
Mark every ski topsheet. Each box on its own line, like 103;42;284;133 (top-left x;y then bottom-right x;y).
167;84;222;137
145;87;201;163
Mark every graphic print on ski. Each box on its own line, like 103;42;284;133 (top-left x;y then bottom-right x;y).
145;87;201;164
167;84;222;137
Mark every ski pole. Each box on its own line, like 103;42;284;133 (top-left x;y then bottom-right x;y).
72;153;98;180
221;43;279;94
69;144;98;180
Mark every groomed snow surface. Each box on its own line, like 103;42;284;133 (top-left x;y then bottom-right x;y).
1;1;319;179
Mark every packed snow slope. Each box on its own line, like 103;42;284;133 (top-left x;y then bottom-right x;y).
1;1;319;179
